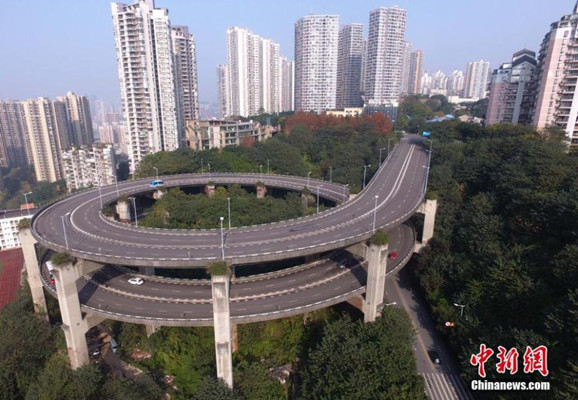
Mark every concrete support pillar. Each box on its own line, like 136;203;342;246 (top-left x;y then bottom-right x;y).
51;259;102;369
211;274;233;388
422;199;437;246
346;295;364;312
364;243;388;323
301;193;313;208
256;184;267;199
153;190;164;200
205;184;216;197
139;266;155;276
18;227;48;315
52;261;89;369
231;324;238;353
145;324;159;338
116;201;130;223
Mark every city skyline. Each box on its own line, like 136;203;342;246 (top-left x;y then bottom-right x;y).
0;0;571;106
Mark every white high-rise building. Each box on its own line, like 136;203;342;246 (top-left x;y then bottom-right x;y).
171;26;200;123
280;57;294;112
532;2;578;145
360;38;368;96
224;27;282;117
217;65;229;118
464;60;490;99
448;70;465;96
364;6;407;105
294;15;339;112
61;144;116;192
336;24;364;108
407;50;423;95
111;0;184;173
400;41;413;95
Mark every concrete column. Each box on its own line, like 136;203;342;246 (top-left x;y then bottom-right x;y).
205;184;216;197
231;324;238;353
153;190;164;200
301;193;313;208
139;266;155;276
145;324;159;338
211;274;233;388
364;243;388;323
18;227;48;315
116;201;130;223
422;199;437;246
52;260;89;369
256;184;267;199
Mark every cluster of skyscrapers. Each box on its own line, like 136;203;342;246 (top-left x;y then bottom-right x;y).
486;2;578;145
0;93;98;182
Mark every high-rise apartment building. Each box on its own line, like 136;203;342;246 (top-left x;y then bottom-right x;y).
61;144;116;192
447;70;465;96
0;101;30;168
464;60;490;99
217;65;229;118
280;57;294;112
294;15;339;112
111;0;193;172
486;49;537;126
400;42;413;95
223;27;282;117
336;24;364;108
56;91;94;147
532;3;578;145
407;50;423;95
360;38;368;97
171;26;200;123
364;7;407;105
21;98;66;182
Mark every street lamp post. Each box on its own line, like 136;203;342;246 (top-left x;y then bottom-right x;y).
153;166;159;181
208;163;211;180
201;158;204;174
387;138;391;158
307;171;311;189
111;175;120;198
329;166;333;183
379;148;386;166
61;212;71;250
372;195;379;232
267;159;270;174
342;183;349;202
454;303;466;318
219;216;225;259
259;164;263;182
98;180;103;209
316;185;320;213
23;191;33;216
227;197;231;229
363;164;371;189
129;196;138;227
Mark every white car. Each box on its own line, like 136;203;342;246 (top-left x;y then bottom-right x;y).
128;277;144;285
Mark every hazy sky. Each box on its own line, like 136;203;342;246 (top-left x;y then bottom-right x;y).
0;0;573;106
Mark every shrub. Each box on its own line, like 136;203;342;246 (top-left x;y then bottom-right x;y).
370;230;389;246
51;253;71;266
208;261;228;276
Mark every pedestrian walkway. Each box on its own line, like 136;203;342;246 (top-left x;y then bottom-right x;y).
421;372;474;400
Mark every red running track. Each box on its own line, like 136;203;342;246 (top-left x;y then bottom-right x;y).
0;248;24;310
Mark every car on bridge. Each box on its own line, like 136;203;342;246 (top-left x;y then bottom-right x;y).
150;179;164;187
389;251;397;260
128;277;144;285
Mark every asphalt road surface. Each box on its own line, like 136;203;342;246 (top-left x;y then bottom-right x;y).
32;135;429;267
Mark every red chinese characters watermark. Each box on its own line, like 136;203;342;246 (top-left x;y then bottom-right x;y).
496;346;519;375
470;345;549;377
470;344;494;378
523;346;549;377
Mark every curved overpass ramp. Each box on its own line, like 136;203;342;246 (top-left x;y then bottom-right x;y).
31;135;428;268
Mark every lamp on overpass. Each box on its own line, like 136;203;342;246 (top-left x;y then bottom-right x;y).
387;138;391;158
267;159;270;174
98;178;103;209
372;195;379;232
61;212;71;250
129;196;138;227
379;148;386;166
454;303;466;318
307;171;311;189
259;164;263;182
316;185;320;213
329;166;333;183
227;197;231;229
111;175;120;198
23;191;33;216
219;216;225;259
153;166;159;181
342;183;349;203
363;164;371;189
208;163;211;180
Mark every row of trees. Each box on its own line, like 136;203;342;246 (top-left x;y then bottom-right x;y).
412;120;577;398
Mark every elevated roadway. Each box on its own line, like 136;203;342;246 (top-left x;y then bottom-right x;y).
31;135;429;268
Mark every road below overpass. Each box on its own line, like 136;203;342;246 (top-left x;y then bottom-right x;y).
41;223;416;325
32;135;429;267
